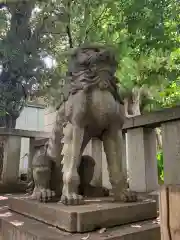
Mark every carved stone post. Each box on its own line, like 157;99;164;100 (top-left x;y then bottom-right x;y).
1;136;21;183
27;137;35;181
122;133;127;181
162;120;180;184
127;127;158;192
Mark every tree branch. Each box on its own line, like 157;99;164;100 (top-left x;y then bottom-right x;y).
66;0;73;48
81;4;109;44
66;25;73;48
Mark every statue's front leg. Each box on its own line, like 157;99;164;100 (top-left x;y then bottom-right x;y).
30;147;55;202
102;128;137;202
61;126;85;205
31;165;55;202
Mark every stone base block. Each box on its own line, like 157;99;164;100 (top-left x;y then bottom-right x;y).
0;209;68;240
0;209;160;240
137;191;160;209
8;196;157;233
0;181;27;193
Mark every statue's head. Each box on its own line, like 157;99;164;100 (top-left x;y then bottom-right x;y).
66;44;123;103
67;44;118;77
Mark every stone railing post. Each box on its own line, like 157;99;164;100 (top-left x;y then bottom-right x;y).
27;137;36;181
162;120;180;184
122;133;127;181
160;120;180;239
127;127;158;192
1;136;21;183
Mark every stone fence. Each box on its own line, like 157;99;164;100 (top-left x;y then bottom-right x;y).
0;105;180;193
0;129;50;185
123;106;180;193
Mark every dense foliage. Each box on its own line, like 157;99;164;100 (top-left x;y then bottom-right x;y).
0;0;179;125
41;0;180;112
0;0;67;126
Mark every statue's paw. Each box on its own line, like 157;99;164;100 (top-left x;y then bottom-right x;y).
32;188;55;203
61;193;84;205
29;192;37;200
114;189;137;202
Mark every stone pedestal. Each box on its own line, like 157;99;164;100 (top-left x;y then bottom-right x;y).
0;209;160;240
8;196;157;233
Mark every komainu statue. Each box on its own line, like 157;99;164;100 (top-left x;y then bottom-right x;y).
30;45;137;205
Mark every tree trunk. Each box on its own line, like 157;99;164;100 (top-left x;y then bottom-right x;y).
0;1;34;178
124;88;141;117
0;115;17;128
124;88;162;149
156;128;162;149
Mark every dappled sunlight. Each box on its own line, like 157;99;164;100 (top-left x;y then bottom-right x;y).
81;234;90;240
130;224;142;228
98;228;107;234
0;196;8;200
0;211;12;217
10;220;24;226
142;198;154;203
153;217;160;224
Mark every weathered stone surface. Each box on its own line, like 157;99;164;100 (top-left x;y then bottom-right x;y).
127;127;158;192
0;209;70;240
123;106;180;130
8;196;157;233
0;128;51;138
30;45;134;206
0;209;160;240
0;182;27;194
8;197;77;232
75;199;157;233
1;136;21;184
137;191;160;209
162;120;180;184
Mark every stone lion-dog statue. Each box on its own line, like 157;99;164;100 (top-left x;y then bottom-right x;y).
30;45;137;205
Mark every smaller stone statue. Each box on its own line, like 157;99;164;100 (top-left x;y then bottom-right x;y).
28;144;109;202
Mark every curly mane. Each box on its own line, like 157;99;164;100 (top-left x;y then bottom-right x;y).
66;45;123;104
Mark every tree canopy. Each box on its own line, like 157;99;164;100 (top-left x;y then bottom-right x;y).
42;0;180;112
0;0;179;127
0;0;67;127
